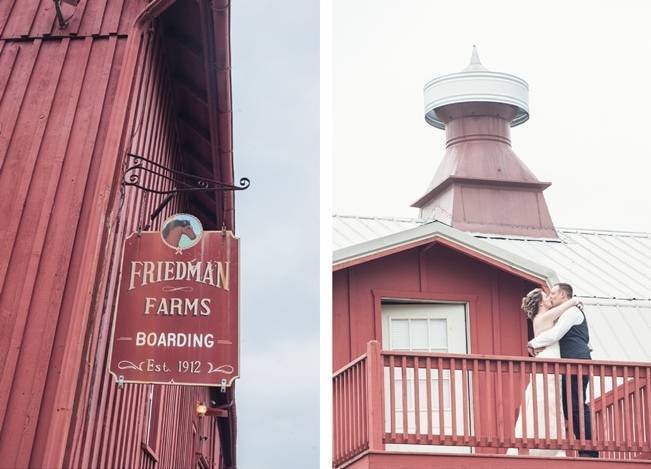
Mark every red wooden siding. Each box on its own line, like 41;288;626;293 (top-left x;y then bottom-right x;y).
0;0;138;39
332;243;539;457
0;33;132;469
0;1;234;467
65;24;221;469
333;243;537;370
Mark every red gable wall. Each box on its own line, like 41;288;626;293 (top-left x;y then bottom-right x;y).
333;242;540;370
333;242;544;452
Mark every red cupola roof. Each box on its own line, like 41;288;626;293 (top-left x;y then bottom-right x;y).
413;47;557;238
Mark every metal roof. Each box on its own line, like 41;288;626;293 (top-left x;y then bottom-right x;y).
333;214;651;362
334;220;559;286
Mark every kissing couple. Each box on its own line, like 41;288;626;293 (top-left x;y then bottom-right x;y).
506;283;599;458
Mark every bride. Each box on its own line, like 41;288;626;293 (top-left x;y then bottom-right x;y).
506;288;582;456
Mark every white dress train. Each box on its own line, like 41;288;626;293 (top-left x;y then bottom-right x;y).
506;342;566;457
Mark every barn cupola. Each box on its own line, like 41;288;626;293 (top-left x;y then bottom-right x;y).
413;46;558;238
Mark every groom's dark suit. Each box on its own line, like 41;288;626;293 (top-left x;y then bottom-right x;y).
529;305;598;458
558;307;598;457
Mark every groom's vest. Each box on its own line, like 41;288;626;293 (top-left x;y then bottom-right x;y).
559;307;592;359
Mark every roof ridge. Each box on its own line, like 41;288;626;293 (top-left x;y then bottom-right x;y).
332;213;426;223
556;227;651;237
332;214;651;237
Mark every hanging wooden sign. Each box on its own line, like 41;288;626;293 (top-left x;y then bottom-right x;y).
108;214;239;387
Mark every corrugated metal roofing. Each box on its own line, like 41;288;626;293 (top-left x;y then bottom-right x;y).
333;214;651;362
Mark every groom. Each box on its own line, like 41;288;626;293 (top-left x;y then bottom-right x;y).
527;283;598;458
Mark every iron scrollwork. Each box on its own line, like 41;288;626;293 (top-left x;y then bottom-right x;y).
123;152;250;195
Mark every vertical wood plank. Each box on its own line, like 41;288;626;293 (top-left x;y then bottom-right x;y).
366;341;383;451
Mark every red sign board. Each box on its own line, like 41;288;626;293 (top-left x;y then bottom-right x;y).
108;218;239;387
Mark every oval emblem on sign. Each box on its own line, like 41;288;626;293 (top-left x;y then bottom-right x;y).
161;213;203;250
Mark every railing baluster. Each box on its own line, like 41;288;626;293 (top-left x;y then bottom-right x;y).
496;360;504;447
333;375;339;462
473;359;481;444
554;361;562;449
343;368;349;458
414;356;421;441
438;357;445;441
613;365;621;451
350;367;356;456
401;355;408;441
645;367;651;452
450;357;458;442
426;356;432;442
484;359;492;445
588;364;595;452
508;360;515;447
634;367;642;452
542;361;550;448
600;364;608;451
531;361;539;448
351;367;357;455
344;370;353;455
362;360;368;448
367;343;383;452
578;363;586;450
565;362;575;452
389;355;396;442
339;366;346;456
520;359;527;449
623;366;631;451
462;359;469;445
355;360;361;451
359;363;364;450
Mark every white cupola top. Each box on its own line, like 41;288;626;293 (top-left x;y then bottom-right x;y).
424;46;529;129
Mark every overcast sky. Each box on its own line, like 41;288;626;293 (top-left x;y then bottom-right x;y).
232;0;319;467
333;0;651;233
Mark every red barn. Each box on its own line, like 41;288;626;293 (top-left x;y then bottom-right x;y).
332;49;651;468
0;1;238;467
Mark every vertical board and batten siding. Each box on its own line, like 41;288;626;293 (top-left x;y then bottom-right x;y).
0;1;226;468
333;244;539;454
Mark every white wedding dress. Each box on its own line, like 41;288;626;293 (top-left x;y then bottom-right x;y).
506;341;566;456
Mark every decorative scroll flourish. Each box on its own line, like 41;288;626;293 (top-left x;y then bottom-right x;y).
207;363;234;374
162;286;194;293
122;152;251;196
118;360;145;371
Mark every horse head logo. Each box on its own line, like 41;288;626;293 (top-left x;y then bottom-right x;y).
161;215;202;250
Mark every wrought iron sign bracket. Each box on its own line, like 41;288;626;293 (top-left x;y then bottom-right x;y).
122;152;250;227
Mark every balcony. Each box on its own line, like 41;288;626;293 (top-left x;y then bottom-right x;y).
333;341;651;468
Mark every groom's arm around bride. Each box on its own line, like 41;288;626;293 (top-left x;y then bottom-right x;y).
529;283;598;458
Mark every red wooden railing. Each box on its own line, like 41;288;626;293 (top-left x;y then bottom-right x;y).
333;341;651;467
593;374;651;460
333;353;367;466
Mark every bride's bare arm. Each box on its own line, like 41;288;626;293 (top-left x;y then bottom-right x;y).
536;297;582;324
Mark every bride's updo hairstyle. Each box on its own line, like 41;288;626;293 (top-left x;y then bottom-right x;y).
521;288;544;320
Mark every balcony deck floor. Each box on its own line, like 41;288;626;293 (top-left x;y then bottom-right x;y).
339;451;651;469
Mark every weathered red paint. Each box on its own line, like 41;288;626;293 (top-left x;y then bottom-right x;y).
333;242;539;371
332;241;543;462
343;451;648;468
109;230;239;386
333;234;651;466
334;343;651;467
334;234;551;288
412;102;557;238
0;0;236;467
